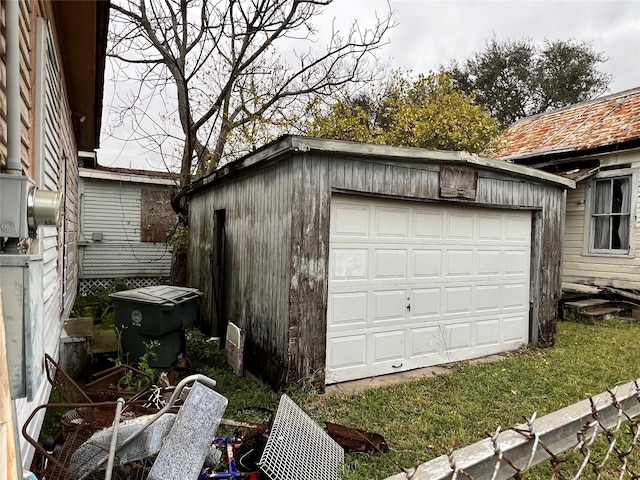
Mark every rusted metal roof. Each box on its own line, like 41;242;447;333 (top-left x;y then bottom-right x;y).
496;87;640;161
554;164;600;182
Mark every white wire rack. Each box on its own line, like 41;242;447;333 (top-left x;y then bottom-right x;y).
259;394;345;480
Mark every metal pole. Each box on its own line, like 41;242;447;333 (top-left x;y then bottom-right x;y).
84;374;218;478
105;397;125;480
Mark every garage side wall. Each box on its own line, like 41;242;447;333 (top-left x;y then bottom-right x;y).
188;159;294;385
288;153;566;384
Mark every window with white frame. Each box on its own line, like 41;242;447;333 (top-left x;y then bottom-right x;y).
589;176;631;253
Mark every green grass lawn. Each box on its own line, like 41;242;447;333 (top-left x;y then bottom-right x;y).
190;319;640;479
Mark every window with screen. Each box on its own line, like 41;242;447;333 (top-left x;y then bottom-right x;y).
590;176;631;253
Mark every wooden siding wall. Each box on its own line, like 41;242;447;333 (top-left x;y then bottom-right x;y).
190;150;567;387
562;152;640;290
79;178;173;279
188;160;294;385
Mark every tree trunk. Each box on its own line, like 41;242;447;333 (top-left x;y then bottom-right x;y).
169;244;187;286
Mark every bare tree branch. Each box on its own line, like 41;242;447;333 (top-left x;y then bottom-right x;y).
108;0;394;186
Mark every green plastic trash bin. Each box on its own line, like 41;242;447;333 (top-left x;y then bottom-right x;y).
109;285;203;367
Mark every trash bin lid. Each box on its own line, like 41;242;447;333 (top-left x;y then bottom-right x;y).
109;285;203;305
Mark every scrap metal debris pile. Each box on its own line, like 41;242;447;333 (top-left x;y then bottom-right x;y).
28;355;388;480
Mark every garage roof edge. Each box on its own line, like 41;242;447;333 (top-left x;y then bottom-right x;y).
189;135;575;195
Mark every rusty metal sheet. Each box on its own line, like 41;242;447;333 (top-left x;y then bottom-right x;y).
325;422;389;454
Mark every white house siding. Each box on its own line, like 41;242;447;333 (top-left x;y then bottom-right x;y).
79;177;173;280
562;150;640;290
5;3;80;467
80;243;173;278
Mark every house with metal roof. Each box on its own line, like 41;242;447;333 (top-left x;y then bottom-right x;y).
187;135;573;388
496;87;640;294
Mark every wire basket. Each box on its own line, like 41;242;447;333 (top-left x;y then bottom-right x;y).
26;402;158;480
45;353;92;403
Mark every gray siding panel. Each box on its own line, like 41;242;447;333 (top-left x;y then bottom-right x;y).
80;243;172;278
82;180;142;242
79;178;173;279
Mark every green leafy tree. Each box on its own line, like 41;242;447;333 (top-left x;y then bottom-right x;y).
448;38;612;126
308;71;501;153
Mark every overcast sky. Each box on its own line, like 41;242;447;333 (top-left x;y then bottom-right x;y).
98;0;640;171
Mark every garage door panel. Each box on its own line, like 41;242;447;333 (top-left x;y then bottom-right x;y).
327;335;367;369
374;249;407;279
476;319;500;346
503;315;527;343
503;284;528;309
372;330;405;363
414;211;444;239
410;288;440;317
447;213;474;239
329;293;367;327
505;250;529;275
409;326;440;357
444;286;472;315
476;285;500;312
327;196;531;384
413;250;442;278
477;215;503;240
373;290;406;322
332;204;370;237
445;250;474;277
443;322;472;352
506;217;530;242
331;249;368;280
476;250;501;276
375;208;410;238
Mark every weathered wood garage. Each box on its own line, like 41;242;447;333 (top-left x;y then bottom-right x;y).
187;136;574;387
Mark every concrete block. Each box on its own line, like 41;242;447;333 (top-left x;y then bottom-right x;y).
59;317;94;378
148;381;228;480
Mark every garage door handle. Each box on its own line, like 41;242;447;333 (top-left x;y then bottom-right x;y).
392;363;403;369
406;303;411;312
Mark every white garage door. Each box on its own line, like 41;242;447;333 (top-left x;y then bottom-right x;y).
326;195;531;384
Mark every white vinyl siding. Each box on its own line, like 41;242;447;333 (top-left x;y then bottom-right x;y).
35;18;63;346
80;243;172;278
79;178;173;279
14;15;67;467
82;180;144;241
326;195;531;384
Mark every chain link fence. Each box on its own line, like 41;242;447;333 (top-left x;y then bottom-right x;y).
386;379;640;480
